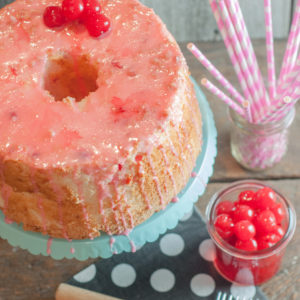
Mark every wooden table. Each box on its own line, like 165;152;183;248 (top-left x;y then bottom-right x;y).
0;41;299;300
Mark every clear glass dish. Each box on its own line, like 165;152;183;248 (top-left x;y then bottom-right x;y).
206;180;296;285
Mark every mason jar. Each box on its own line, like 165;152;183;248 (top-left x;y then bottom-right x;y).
228;107;295;171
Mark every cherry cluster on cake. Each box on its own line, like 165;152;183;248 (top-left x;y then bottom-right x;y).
214;187;286;251
43;0;111;37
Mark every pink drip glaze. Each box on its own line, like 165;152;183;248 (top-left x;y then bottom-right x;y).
70;247;75;254
181;121;194;159
109;236;115;253
121;192;134;229
96;182;112;235
5;217;13;224
73;169;93;239
112;182;125;234
47;237;53;255
185;83;201;139
147;153;164;207
166;133;179;157
159;146;177;194
130;240;136;253
122;228;132;236
171;197;179;203
121;230;136;253
30;171;47;234
137;162;152;210
191;172;207;188
49;171;70;241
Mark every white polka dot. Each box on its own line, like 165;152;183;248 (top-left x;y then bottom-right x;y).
111;263;136;288
235;268;255;285
199;239;216;262
150;269;175;292
160;233;185;256
73;264;96;283
180;207;193;221
190;274;215;297
230;283;256;300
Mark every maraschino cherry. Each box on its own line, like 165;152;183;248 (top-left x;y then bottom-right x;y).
43;0;111;38
214;186;286;251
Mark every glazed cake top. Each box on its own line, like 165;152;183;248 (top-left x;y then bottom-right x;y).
0;0;184;169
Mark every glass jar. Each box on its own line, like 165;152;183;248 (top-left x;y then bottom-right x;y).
206;180;296;285
228;107;295;171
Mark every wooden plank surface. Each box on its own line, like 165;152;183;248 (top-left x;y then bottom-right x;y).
140;0;292;41
0;0;293;41
0;40;299;300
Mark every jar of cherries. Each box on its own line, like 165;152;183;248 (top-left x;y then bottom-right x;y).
206;180;296;285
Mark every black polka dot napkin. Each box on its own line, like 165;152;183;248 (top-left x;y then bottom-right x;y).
67;207;268;300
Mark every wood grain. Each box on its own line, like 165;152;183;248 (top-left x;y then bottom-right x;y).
140;0;292;41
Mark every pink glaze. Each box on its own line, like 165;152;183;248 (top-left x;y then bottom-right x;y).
159;146;177;194
47;237;53;255
0;0;181;170
171;197;179;203
130;240;136;253
49;171;70;240
5;217;13;224
109;236;116;253
73;168;94;239
137;162;152;210
70;247;75;254
191;172;207;188
147;153;164;207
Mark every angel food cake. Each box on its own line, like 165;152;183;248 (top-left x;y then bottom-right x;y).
0;0;202;239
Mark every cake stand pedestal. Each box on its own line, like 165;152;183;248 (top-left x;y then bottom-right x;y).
0;78;217;260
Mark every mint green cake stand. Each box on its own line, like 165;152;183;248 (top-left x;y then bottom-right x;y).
0;78;217;260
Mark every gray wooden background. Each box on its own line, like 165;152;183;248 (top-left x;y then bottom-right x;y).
0;0;296;41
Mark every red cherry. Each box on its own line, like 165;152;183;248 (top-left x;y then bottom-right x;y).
257;233;281;250
85;13;111;37
255;209;277;235
215;201;234;216
232;204;254;222
254;187;277;210
82;0;102;17
234;220;256;241
238;190;256;207
214;214;234;240
62;0;84;21
273;225;285;238
235;238;258;251
271;202;286;224
43;6;65;28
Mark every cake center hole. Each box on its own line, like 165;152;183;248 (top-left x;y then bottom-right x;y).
43;52;98;102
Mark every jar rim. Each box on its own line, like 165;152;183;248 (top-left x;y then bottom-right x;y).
228;106;295;135
206;180;296;260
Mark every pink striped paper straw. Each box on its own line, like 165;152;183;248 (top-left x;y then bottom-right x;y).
209;0;255;116
242;100;253;123
278;0;300;85
201;78;245;117
264;96;297;123
224;0;269;120
264;0;276;100
218;0;262;122
261;57;300;122
187;43;246;106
